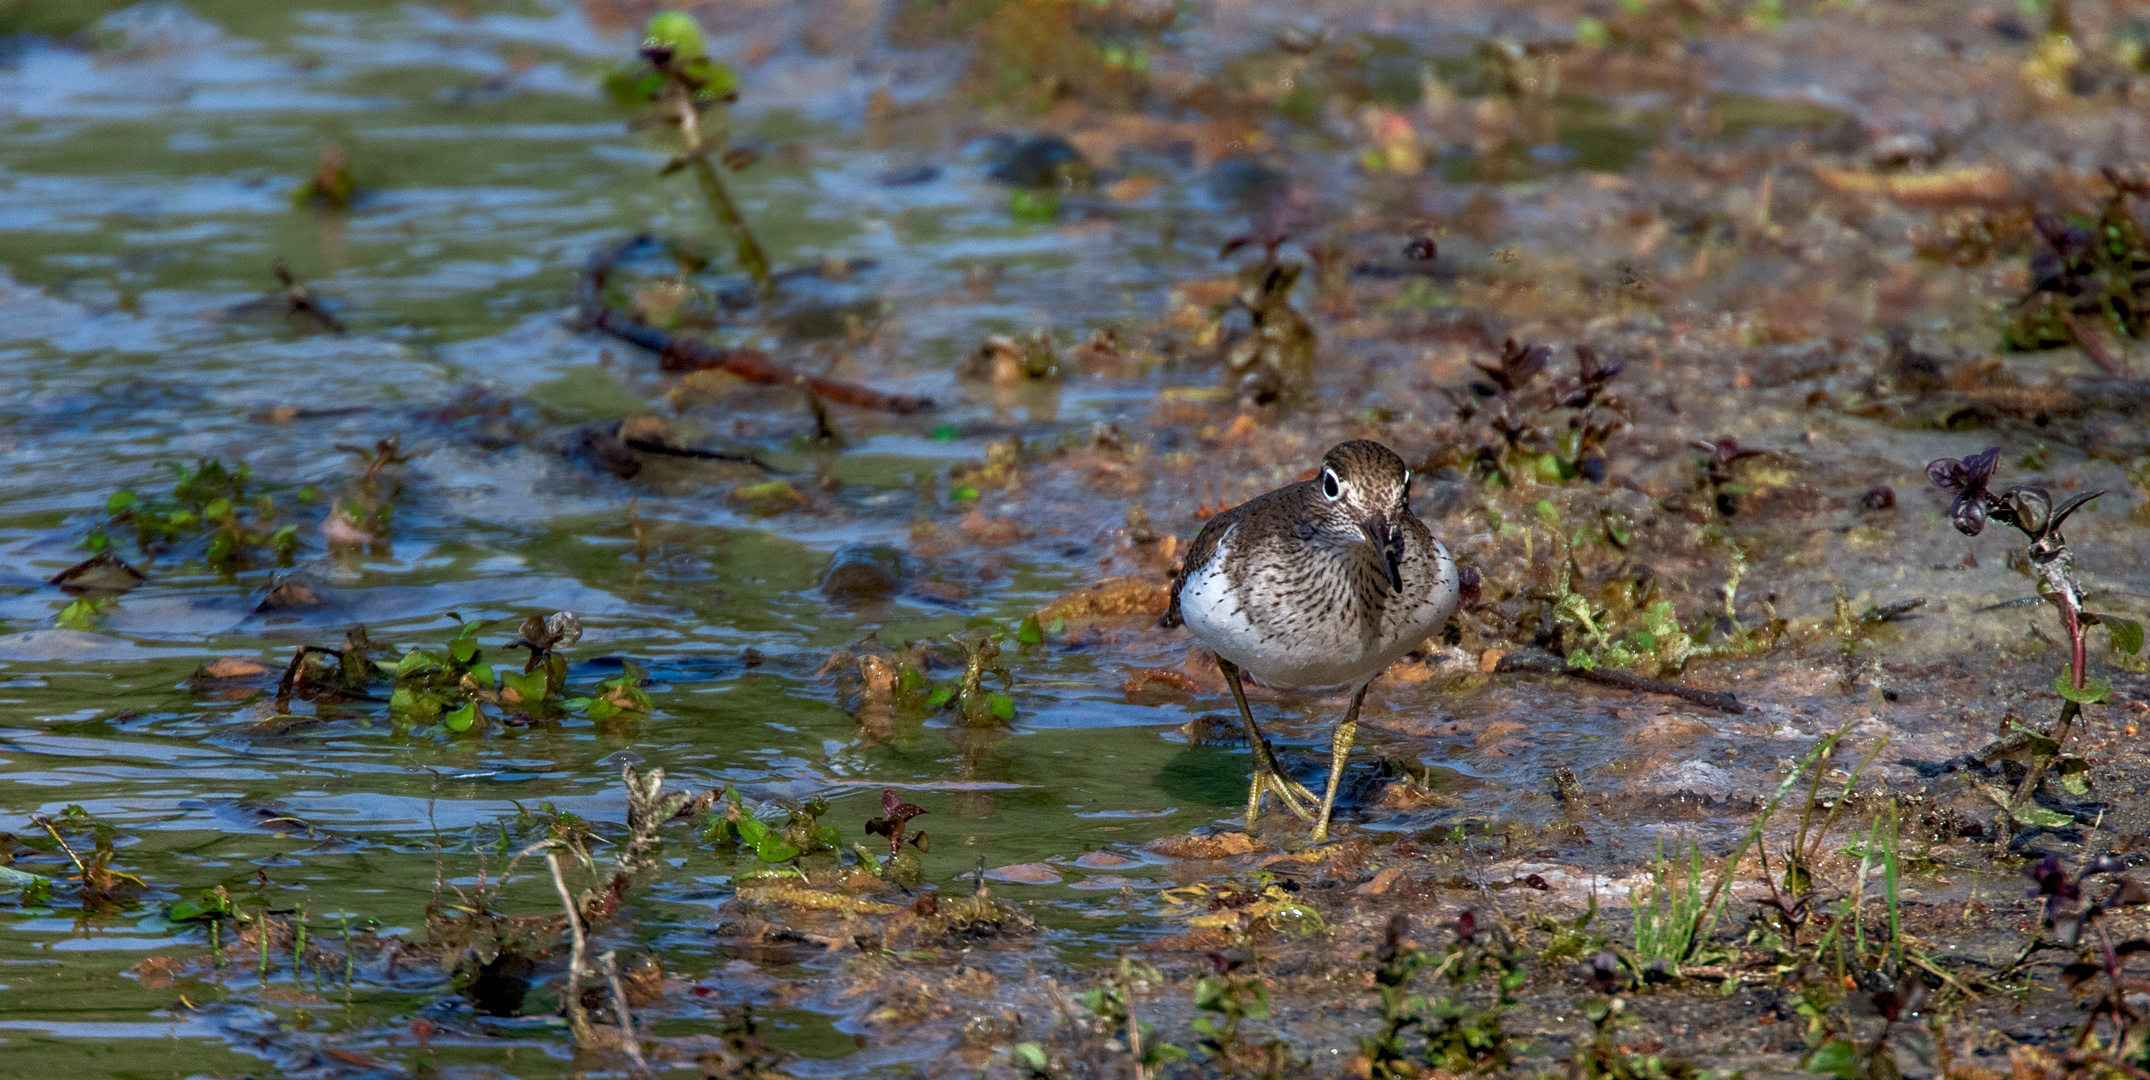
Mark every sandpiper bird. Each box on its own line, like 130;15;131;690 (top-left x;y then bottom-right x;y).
1163;440;1460;841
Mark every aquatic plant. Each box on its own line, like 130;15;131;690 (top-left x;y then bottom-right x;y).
1452;339;1628;486
1073;957;1182;1079
2006;167;2150;374
289;141;355;210
605;12;772;295
702;788;843;867
2017;853;2150;1057
92;458;299;573
1353;911;1536;1076
1925;447;2140;830
1190;950;1292;1076
1214;222;1316;407
28;805;145;913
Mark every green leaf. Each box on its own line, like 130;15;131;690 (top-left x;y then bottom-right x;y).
643;10;707;59
2055;675;2113;705
989;692;1016;720
449;634;481;666
1009;188;1062;223
951;486;980;501
1804;1040;1859;1080
2104;617;2144;656
1013;1043;1048;1071
0;865;50;892
106;490;139;514
203;496;233;521
897;664;926;694
395;650;439;678
2014;804;2076;829
734;815;768;846
924;684;956;710
500;668;549;704
1533;499;1560;527
1017;613;1044;646
469;664;495;691
443;699;478;732
754;832;801;863
55;597;103;630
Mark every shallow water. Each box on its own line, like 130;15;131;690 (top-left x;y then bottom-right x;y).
3;0;2148;1075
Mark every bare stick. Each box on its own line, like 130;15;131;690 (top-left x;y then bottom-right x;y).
1497;653;1744;713
548;851;596;1049
601;950;652;1076
579;235;933;414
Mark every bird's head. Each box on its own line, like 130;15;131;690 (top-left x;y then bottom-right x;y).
1315;440;1412;590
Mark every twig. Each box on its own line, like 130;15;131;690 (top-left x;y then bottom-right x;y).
601;949;652;1076
1497;653;1744;713
579;235;933;414
548;850;597;1049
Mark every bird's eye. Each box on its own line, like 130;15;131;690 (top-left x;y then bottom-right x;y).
1321;470;1341;500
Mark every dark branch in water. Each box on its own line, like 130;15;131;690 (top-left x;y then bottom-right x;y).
578;235;933;415
1498;652;1745;713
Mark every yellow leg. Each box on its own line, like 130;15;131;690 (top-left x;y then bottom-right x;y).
1312;684;1369;843
1218;657;1313;827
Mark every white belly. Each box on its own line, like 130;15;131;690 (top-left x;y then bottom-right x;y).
1178;531;1454;690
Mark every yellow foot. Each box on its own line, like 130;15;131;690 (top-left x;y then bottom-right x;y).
1244;768;1314;827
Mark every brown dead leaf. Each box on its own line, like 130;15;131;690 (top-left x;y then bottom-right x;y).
197;657;268;680
1356;867;1408;897
1039;576;1169;620
1809;165;2012;206
1143;831;1266;859
1123;667;1202;693
956;510;1025;546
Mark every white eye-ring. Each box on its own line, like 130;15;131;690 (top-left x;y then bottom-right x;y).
1321;469;1342;500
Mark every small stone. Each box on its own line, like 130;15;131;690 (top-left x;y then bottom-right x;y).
1357;867;1407;897
1627;714;1713;748
984;862;1062;885
1636;759;1735;801
1142;832;1264;859
198;657;268;680
821;545;907;600
1074;851;1133;869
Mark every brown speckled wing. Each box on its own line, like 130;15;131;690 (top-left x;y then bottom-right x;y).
1162;503;1242;628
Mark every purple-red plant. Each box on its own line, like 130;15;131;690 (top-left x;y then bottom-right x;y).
864;789;928;857
1926;447;2139;819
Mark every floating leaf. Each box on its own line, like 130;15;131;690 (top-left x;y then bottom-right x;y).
499;668;549;705
1017;613;1044;646
55;597;104;630
989;692;1016;720
753;832;801;863
443;699;479;732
